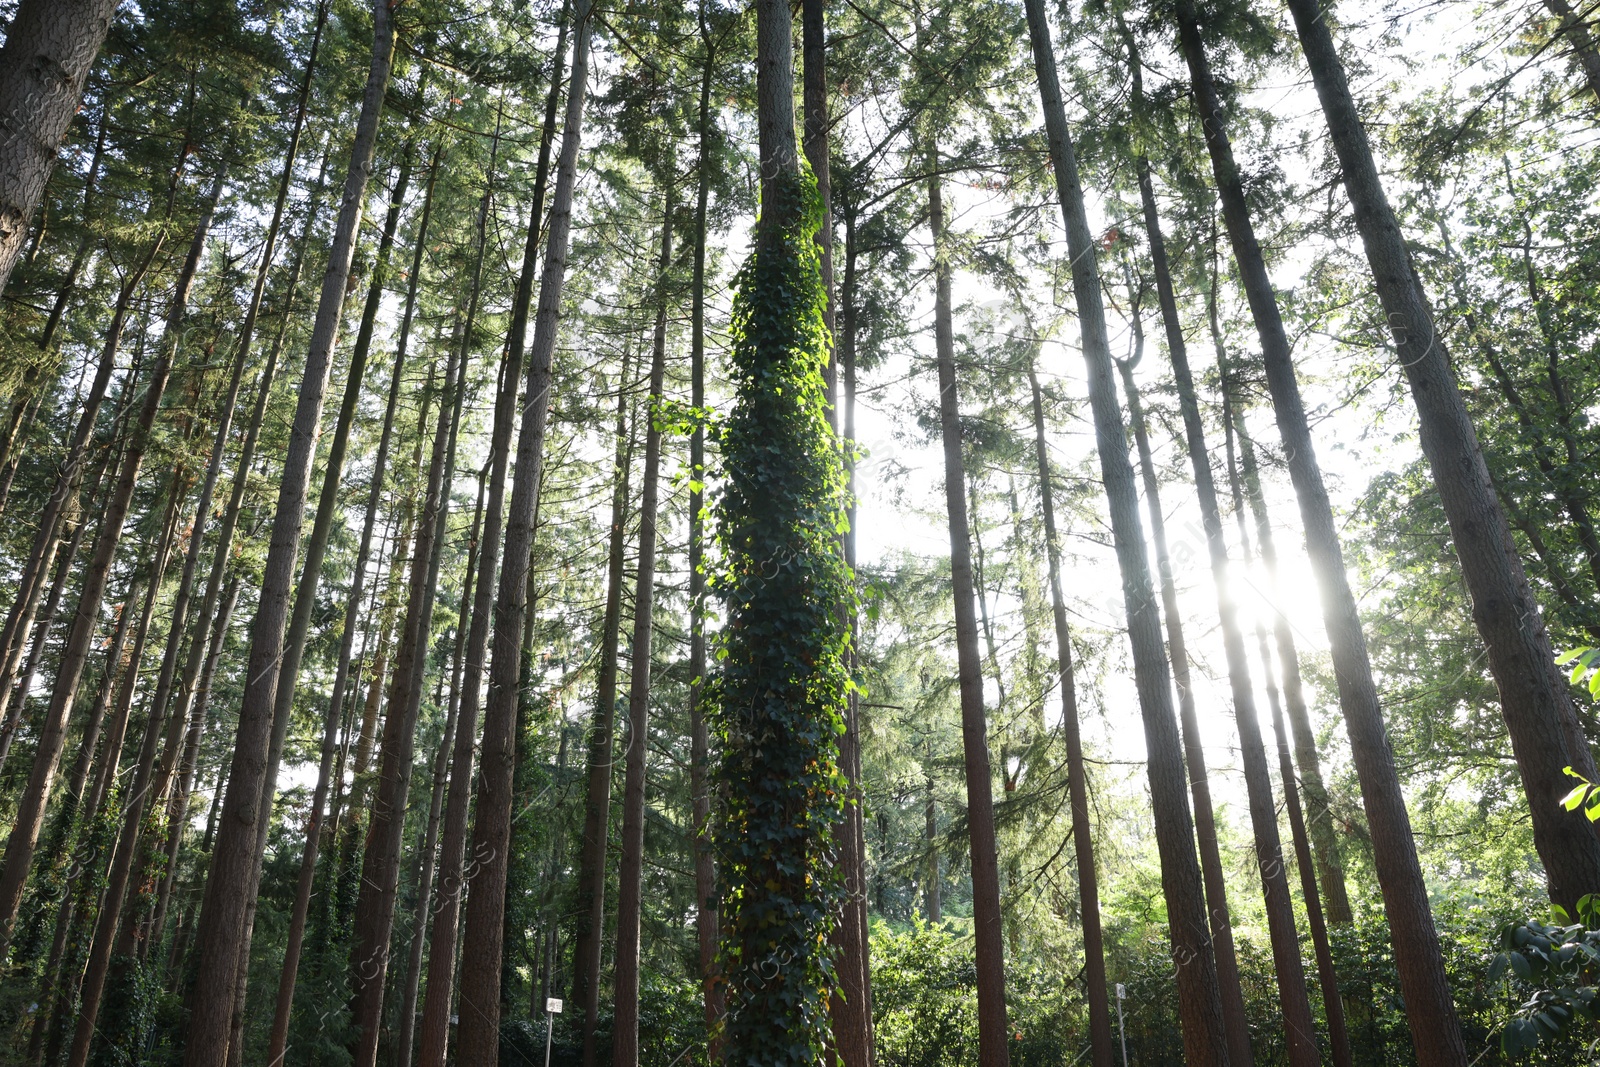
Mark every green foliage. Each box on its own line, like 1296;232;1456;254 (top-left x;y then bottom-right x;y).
712;163;854;1066
1489;896;1600;1057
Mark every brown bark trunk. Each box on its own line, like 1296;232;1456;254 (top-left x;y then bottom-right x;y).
0;157;222;957
181;0;395;1056
612;202;673;1067
1116;318;1315;1067
1023;4;1229;1061
0;0;119;296
1027;363;1114;1067
455;3;594;1058
349;325;467;1067
928;163;1011;1067
1179;5;1469;1060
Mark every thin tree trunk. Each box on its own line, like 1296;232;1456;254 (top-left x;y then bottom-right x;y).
612;201;673;1067
414;9;571;1060
0;158;224;957
395;478;482;1067
1026;364;1114;1067
349;312;469;1067
0;0;119;296
456;2;594;1058
181;1;395;1055
572;347;638;1067
1116;323;1316;1067
688;4;723;1046
1222;394;1354;1067
1022;4;1229;1062
1178;4;1472;1059
928;162;1010;1067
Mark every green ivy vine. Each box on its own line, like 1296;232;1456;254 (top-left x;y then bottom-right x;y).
711;163;855;1066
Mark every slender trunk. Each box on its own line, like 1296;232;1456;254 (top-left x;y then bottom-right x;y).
0;0;120;296
1289;0;1600;916
837;213;874;1067
415;9;571;1060
456;3;594;1058
64;154;233;1062
612;202;673;1067
0;159;224;956
1222;395;1354;1067
923;762;940;922
688;5;723;1046
395;479;482;1067
349;325;467;1067
1023;4;1228;1061
573;348;638;1067
928;163;1010;1067
181;1;395;1056
1026;364;1113;1067
148;576;240;952
1116;329;1315;1067
1179;5;1472;1060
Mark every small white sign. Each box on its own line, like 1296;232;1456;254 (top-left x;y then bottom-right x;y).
1115;984;1126;1000
546;998;564;1014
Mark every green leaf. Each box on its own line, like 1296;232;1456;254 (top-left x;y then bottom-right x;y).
1562;784;1590;812
1510;950;1532;979
1556;647;1589;666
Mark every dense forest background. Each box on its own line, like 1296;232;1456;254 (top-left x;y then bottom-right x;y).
0;0;1598;1063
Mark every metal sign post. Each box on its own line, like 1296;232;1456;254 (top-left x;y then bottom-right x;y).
544;997;563;1067
1115;983;1128;1067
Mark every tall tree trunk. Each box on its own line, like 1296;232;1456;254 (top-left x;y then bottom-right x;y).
1207;289;1354;925
1022;4;1229;1062
181;0;395;1056
836;198;875;1067
688;4;723;1047
571;347;637;1067
349;324;468;1067
1115;326;1316;1067
414;10;570;1061
455;2;594;1058
1026;363;1114;1067
0;158;224;956
1222;393;1354;1067
265;169;427;1065
928;162;1010;1067
0;0;119;296
1176;5;1471;1061
395;479;482;1067
611;201;673;1067
1288;0;1600;914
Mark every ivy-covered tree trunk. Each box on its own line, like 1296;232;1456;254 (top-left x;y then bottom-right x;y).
1022;3;1230;1062
716;2;853;1061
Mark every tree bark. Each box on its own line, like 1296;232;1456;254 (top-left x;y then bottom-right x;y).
1116;323;1316;1067
928;163;1010;1067
181;0;394;1056
454;2;593;1058
1288;0;1600;917
611;202;673;1067
1023;4;1229;1062
0;0;120;296
0;157;223;957
1176;7;1471;1061
1026;364;1114;1067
